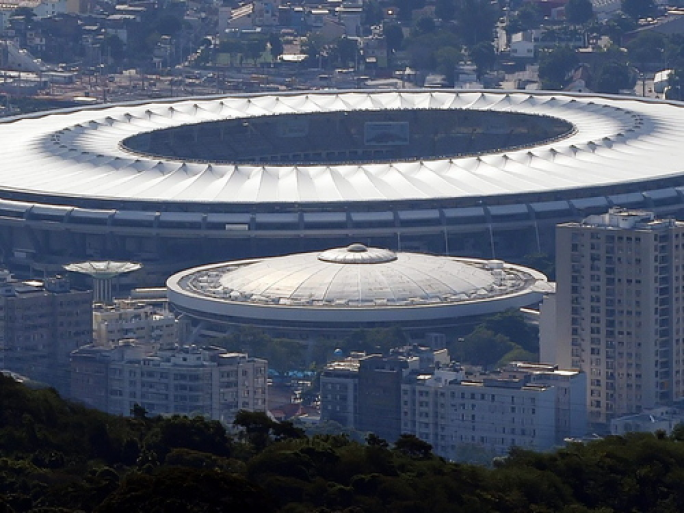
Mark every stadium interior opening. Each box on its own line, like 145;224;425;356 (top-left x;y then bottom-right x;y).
122;109;575;166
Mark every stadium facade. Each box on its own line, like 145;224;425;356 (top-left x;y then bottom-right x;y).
2;90;684;283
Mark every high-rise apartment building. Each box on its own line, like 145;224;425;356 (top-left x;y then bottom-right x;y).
551;208;684;425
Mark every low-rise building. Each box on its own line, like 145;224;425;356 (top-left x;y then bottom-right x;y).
320;352;586;458
611;406;684;436
71;344;267;421
93;299;177;349
401;366;584;458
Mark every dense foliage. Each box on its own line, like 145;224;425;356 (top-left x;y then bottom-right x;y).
451;309;539;369
4;375;684;512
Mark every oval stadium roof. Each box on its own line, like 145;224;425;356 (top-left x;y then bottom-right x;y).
2;90;684;205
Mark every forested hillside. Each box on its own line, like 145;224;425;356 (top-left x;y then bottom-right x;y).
2;374;684;512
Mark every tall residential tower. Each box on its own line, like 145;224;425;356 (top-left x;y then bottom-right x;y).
551;208;684;425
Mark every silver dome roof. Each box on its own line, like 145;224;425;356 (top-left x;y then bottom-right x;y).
177;246;541;307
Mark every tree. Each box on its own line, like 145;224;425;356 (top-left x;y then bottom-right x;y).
593;60;632;93
665;34;684;69
621;0;656;20
219;38;245;66
394;434;433;459
413;16;437;36
102;34;125;64
268;33;283;61
131;403;148;420
508;3;543;34
366;433;389;448
363;0;384;27
538;45;579;89
156;14;183;36
454;327;516;367
97;467;276;512
482;309;538;353
302;33;325;68
456;0;500;46
436;46;463;85
234;410;275;451
626;31;666;69
245;36;267;65
565;0;593;25
435;0;457;21
602;13;636;45
395;0;426;21
384;23;404;53
336;37;359;67
665;68;684;100
470;41;496;80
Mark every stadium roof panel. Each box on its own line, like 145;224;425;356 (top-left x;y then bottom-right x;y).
2;90;684;205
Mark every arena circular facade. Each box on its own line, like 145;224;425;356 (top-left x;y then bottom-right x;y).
166;244;549;336
2;89;684;282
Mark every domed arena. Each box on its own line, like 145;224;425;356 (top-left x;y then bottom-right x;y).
166;244;549;338
2;89;684;282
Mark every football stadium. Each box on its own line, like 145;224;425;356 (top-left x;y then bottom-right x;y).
1;89;684;282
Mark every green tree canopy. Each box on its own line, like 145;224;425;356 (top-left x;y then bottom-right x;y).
627;30;666;68
469;41;496;80
363;0;384;27
566;0;594;24
453;326;516;367
593;60;632;93
621;0;656;20
508;2;543;33
384;23;404;53
413;16;437;36
268;33;284;60
665;68;684;99
538;45;579;89
456;0;500;46
336;36;359;67
436;0;457;21
602;12;637;45
395;0;427;21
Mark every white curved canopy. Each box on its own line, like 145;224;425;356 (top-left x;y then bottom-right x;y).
169;246;547;308
1;90;683;204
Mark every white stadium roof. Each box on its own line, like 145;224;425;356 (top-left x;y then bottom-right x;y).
2;90;684;204
166;245;549;326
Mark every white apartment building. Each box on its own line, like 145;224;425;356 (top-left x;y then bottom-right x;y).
93;300;177;349
499;362;587;443
550;208;684;425
71;344;267;421
401;364;585;458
